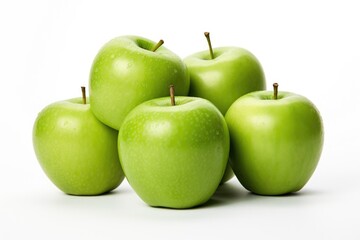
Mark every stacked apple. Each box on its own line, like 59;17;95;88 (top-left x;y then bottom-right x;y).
184;32;266;184
33;33;324;208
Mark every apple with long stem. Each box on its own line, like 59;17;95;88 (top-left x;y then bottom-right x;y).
184;32;266;183
89;36;190;130
184;32;266;115
225;83;324;195
118;85;230;208
33;87;124;195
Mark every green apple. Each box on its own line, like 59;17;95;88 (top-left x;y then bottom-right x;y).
89;36;190;130
184;32;266;115
184;32;266;183
225;83;324;195
33;87;124;195
118;87;229;208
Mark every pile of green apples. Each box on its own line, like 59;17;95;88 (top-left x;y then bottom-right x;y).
33;33;324;209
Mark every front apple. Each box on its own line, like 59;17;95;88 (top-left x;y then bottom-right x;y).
89;35;190;130
33;90;124;195
118;93;229;208
225;84;324;195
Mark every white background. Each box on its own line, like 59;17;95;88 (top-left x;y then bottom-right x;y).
1;0;359;239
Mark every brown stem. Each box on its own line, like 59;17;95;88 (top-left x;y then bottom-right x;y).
81;86;86;104
273;83;279;100
204;32;214;59
169;85;175;106
151;39;164;52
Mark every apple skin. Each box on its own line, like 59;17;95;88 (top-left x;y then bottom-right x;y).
225;91;324;195
33;98;124;195
184;47;266;184
118;97;230;208
184;47;266;115
89;35;190;130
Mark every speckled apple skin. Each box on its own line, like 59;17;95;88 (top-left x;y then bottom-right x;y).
226;91;324;195
119;97;229;209
33;98;124;195
89;35;190;130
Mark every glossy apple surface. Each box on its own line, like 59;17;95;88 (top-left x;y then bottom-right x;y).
225;90;324;195
184;47;266;115
33;98;124;195
184;46;266;183
119;96;229;208
89;35;190;130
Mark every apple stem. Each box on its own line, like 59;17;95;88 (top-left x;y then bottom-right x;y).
81;86;86;104
273;83;279;100
204;32;214;60
169;85;175;106
151;39;164;52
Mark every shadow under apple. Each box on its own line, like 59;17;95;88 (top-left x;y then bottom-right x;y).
200;181;323;209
